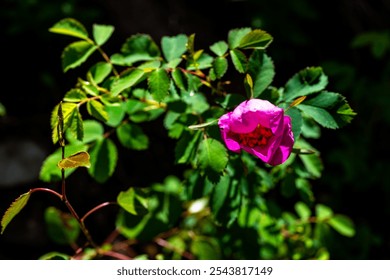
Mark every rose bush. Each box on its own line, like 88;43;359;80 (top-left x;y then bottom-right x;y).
218;99;294;165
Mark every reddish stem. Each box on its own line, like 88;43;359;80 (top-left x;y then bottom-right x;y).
30;188;62;200
81;202;117;223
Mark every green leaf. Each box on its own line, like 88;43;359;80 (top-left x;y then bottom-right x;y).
315;204;333;221
117;123;149;150
351;31;390;58
44;207;80;245
298;104;338;129
175;131;202;164
302;91;356;128
299;153;323;178
1;192;31;234
328;214;355;237
88;138;118;183
248;50;275;97
211;175;230;216
117;188;148;216
197;138;228;173
39;252;70;260
210;40;228;56
238;29;273;49
110;68;144;96
295;202;311;221
62;41;97;72
82;120;104;143
93;24;114;46
213;56;228;79
69;108;83;141
49;18;89;40
88;62;112;84
284;67;328;101
0;102;6;117
230;49;247;73
285;107;302;141
171;68;187;91
117;188;137;215
105;102;126;127
58;151;90;169
121;34;160;56
39;144;88;182
51;102;78;144
191;237;221;259
228;27;251;49
63;89;87;103
161;34;187;62
148;68;170;102
115;34;160;65
87;100;109;122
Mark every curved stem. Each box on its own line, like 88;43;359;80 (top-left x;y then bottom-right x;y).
100;250;132;260
30;188;63;200
81;201;117;223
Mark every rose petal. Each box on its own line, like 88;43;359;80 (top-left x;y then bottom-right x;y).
218;99;294;165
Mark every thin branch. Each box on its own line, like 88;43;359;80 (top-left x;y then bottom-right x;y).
81;201;117;223
30;188;63;200
155;237;194;260
100;250;132;260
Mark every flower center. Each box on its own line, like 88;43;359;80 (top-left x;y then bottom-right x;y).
231;124;274;148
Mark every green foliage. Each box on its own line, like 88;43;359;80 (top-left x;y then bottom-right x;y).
1;18;357;260
1;192;31;234
44;207;80;245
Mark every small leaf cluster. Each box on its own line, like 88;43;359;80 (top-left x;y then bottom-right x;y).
1;18;356;260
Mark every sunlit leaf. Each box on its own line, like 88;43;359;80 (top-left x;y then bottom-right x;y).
40;143;88;182
230;49;247;73
87;100;108;122
238;29;273;49
39;252;70;260
295;202;311;221
117;188;148;216
49;18;89;40
316;204;334;221
197;138;228;173
63;89;87;103
110;68;144;96
88;62;112;84
328;214;355;237
228;27;252;49
58;151;90;169
51;102;78;144
1;192;31;234
62;41;97;72
93;24;114;46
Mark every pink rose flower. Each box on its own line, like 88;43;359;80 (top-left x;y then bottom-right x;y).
218;99;294;166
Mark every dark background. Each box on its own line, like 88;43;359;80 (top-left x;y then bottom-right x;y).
0;0;389;259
